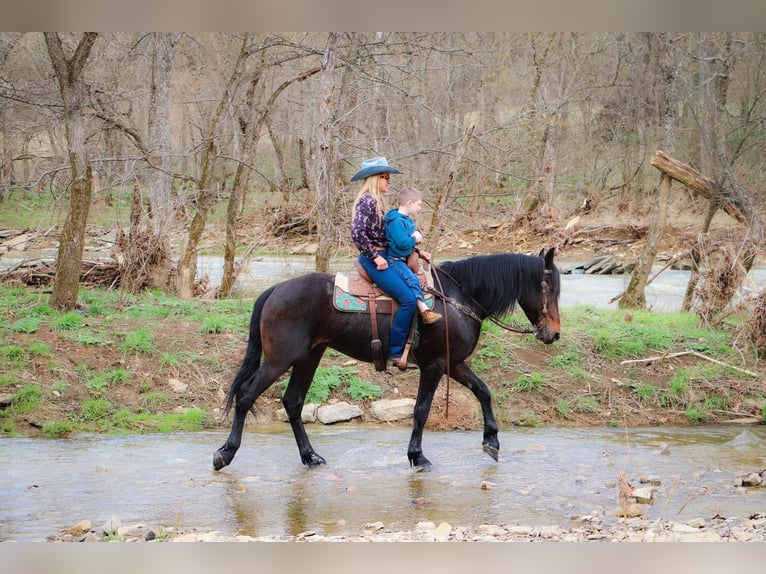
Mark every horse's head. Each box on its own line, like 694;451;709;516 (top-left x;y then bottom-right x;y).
520;247;561;344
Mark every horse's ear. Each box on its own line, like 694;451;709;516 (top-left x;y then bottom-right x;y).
538;248;545;258
544;247;555;269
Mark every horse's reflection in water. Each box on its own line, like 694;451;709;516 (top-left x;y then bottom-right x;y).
214;249;561;472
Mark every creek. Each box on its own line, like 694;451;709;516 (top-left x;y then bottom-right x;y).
1;425;765;541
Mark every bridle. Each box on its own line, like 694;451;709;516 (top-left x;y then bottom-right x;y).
426;263;554;336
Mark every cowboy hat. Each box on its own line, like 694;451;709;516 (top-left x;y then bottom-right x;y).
350;157;402;182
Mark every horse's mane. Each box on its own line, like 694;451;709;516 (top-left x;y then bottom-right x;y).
437;253;559;318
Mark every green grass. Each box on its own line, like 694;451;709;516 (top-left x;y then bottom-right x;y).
342;378;382;401
12;384;43;414
516;412;541;427
120;328;157;355
42;421;76;437
0;344;27;365
635;384;656;402
52;312;85;331
514;372;545;392
79;398;113;422
569;307;729;360
555;400;572;420
9;317;43;333
685;405;705;423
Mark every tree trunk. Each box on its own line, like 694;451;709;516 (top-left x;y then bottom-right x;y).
619;173;671;309
220;61;322;296
45;32;98;312
425;124;474;253
314;32;338;273
266;118;288;202
176;35;250;299
141;32;180;290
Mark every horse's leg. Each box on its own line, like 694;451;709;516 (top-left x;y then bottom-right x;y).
407;363;444;471
214;362;287;471
450;361;500;461
282;346;327;467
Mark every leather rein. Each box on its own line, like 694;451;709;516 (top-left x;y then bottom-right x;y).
424;261;552;421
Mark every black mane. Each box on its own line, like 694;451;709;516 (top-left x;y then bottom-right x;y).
437;253;559;318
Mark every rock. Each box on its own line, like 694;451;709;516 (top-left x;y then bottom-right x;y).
168;379;188;393
631;486;656;504
434;522;452;541
102;517;122;534
415;521;436;531
82;532;101;542
369;398;415;422
62;519;91;536
1;232;36;251
640;475;662;486
364;521;385;532
316;402;363;424
276;403;318;423
743;472;762;486
477;524;505;537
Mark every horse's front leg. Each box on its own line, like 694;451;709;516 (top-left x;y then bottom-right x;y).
282;347;327;467
407;364;444;471
451;362;499;461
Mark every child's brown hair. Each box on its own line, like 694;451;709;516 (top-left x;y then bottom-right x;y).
397;186;422;206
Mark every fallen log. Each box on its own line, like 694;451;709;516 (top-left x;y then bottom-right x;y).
650;150;749;227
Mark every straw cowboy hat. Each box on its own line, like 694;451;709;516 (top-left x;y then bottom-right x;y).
350;157;402;182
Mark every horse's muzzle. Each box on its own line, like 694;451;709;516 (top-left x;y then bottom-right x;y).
535;319;561;344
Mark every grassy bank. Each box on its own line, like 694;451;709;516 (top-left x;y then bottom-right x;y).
0;284;764;437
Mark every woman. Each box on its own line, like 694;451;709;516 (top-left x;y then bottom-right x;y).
350;157;441;369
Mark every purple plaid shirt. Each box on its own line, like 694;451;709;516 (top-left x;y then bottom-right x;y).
351;194;387;260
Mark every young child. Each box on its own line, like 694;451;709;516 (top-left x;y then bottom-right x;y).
384;187;441;324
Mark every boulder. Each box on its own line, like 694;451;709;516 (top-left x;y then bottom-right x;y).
316;402;363;424
369;398;416;422
276;403;318;423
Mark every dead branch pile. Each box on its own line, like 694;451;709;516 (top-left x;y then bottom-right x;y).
692;239;749;324
745;290;766;358
113;229;173;292
265;204;315;237
0;258;122;289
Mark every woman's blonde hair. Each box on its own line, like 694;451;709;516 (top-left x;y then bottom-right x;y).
352;174;387;222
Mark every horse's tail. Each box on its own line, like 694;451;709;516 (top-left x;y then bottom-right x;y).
223;285;276;415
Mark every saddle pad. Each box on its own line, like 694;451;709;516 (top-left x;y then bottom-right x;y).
333;267;434;314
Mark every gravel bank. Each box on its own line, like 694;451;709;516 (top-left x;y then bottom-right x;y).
49;513;766;543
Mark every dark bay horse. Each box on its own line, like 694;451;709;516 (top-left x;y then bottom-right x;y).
214;248;560;472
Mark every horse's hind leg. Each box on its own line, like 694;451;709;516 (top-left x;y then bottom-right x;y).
282;346;326;467
214;362;286;471
451;362;499;461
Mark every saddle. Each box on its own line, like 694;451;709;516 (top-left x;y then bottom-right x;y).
333;259;435;371
333;260;434;314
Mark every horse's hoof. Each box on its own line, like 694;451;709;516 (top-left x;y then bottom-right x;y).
213;450;227;471
303;453;326;467
409;454;432;472
483;443;499;461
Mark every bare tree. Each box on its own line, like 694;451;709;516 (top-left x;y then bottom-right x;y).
44;32;99;311
219;37;321;297
620;33;679;309
314;32;338;273
175;34;251;299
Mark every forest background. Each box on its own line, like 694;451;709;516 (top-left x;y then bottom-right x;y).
1;32;764;306
2;33;766;435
